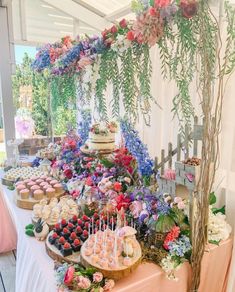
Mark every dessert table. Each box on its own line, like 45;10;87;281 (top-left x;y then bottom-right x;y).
1;183;233;292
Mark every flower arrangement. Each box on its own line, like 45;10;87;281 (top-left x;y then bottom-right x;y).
56;263;115;291
120;119;153;184
90;122;118;136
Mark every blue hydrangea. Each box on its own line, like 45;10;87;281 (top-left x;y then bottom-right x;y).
168;235;192;257
31;46;51;72
120;119;154;177
60;43;84;68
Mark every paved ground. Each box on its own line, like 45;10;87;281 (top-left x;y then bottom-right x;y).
0;251;16;292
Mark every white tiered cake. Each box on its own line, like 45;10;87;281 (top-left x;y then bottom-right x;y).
87;122;117;152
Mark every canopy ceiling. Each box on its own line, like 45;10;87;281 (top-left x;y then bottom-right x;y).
11;0;134;46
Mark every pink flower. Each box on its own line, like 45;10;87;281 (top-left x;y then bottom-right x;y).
180;0;198;19
119;19;127;28
104;279;115;291
129;201;143;218
126;31;135;41
155;0;171;8
93;272;103;283
177;201;185;209
86;177;93;186
77;276;91;289
110;25;118;34
64;266;75;285
149;7;157;16
174;197;182;204
77;56;92;68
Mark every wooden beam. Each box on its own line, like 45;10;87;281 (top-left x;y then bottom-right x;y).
42;0;112;31
105;4;132;22
19;0;27;41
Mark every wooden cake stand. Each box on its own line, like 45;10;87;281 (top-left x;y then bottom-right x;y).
80;146;115;156
80;240;142;281
15;190;64;210
45;231;80;264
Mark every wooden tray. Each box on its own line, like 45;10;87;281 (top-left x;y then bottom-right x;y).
15;190;64;210
80;145;115;156
80;240;142;281
45;231;80;264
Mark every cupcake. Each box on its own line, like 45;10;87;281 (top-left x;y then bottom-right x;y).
54;183;63;193
35;179;43;184
43;184;52;192
15;181;25;187
46;177;53;183
40;175;47;180
23;178;31;186
31;175;39;181
46;187;56;199
16;184;26;195
40;181;48;188
50;180;59;186
30;185;41;194
20;189;30;199
34;189;44;200
27;181;36;188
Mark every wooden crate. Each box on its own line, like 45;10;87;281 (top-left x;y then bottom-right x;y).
175;161;200;191
157;176;176;196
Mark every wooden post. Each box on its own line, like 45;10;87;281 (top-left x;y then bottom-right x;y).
193;116;198;156
177;134;181;161
168;142;172;168
184;125;189;159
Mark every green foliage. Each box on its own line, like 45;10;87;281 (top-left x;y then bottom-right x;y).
12;53;77;136
223;1;235;75
53;106;76;135
209;192;216;205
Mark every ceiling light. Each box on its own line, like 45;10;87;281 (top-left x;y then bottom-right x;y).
41;4;54;9
48;14;73;20
54;22;73;27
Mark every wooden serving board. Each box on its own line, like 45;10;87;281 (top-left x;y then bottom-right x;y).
80;241;142;281
45;231;80;264
15;190;64;210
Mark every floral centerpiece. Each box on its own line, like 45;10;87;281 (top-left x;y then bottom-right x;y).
56;263;115;291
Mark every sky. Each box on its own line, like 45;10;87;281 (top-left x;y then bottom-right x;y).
15;45;37;64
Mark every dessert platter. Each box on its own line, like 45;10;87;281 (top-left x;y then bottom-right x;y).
15;175;65;209
81;122;117;155
32;196;79;229
2;166;44;186
80;226;142;281
45;214;95;263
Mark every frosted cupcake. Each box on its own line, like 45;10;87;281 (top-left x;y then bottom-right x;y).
30;185;41;194
20;189;30;199
27;181;36;188
43;184;51;192
46;187;56;199
16;184;26;195
46;177;53;183
35;179;43;184
34;189;44;200
54;183;63;193
40;181;48;188
50;179;59;186
15;181;25;187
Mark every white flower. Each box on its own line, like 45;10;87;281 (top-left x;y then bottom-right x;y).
208;207;232;242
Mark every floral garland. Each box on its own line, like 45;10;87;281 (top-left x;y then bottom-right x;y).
32;0;199;124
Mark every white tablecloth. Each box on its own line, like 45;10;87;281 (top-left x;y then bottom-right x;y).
1;185;57;292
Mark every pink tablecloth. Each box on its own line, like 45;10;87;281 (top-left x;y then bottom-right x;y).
114;238;233;292
0;187;17;253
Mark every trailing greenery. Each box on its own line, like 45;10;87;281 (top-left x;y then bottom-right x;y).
12;53;77;136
